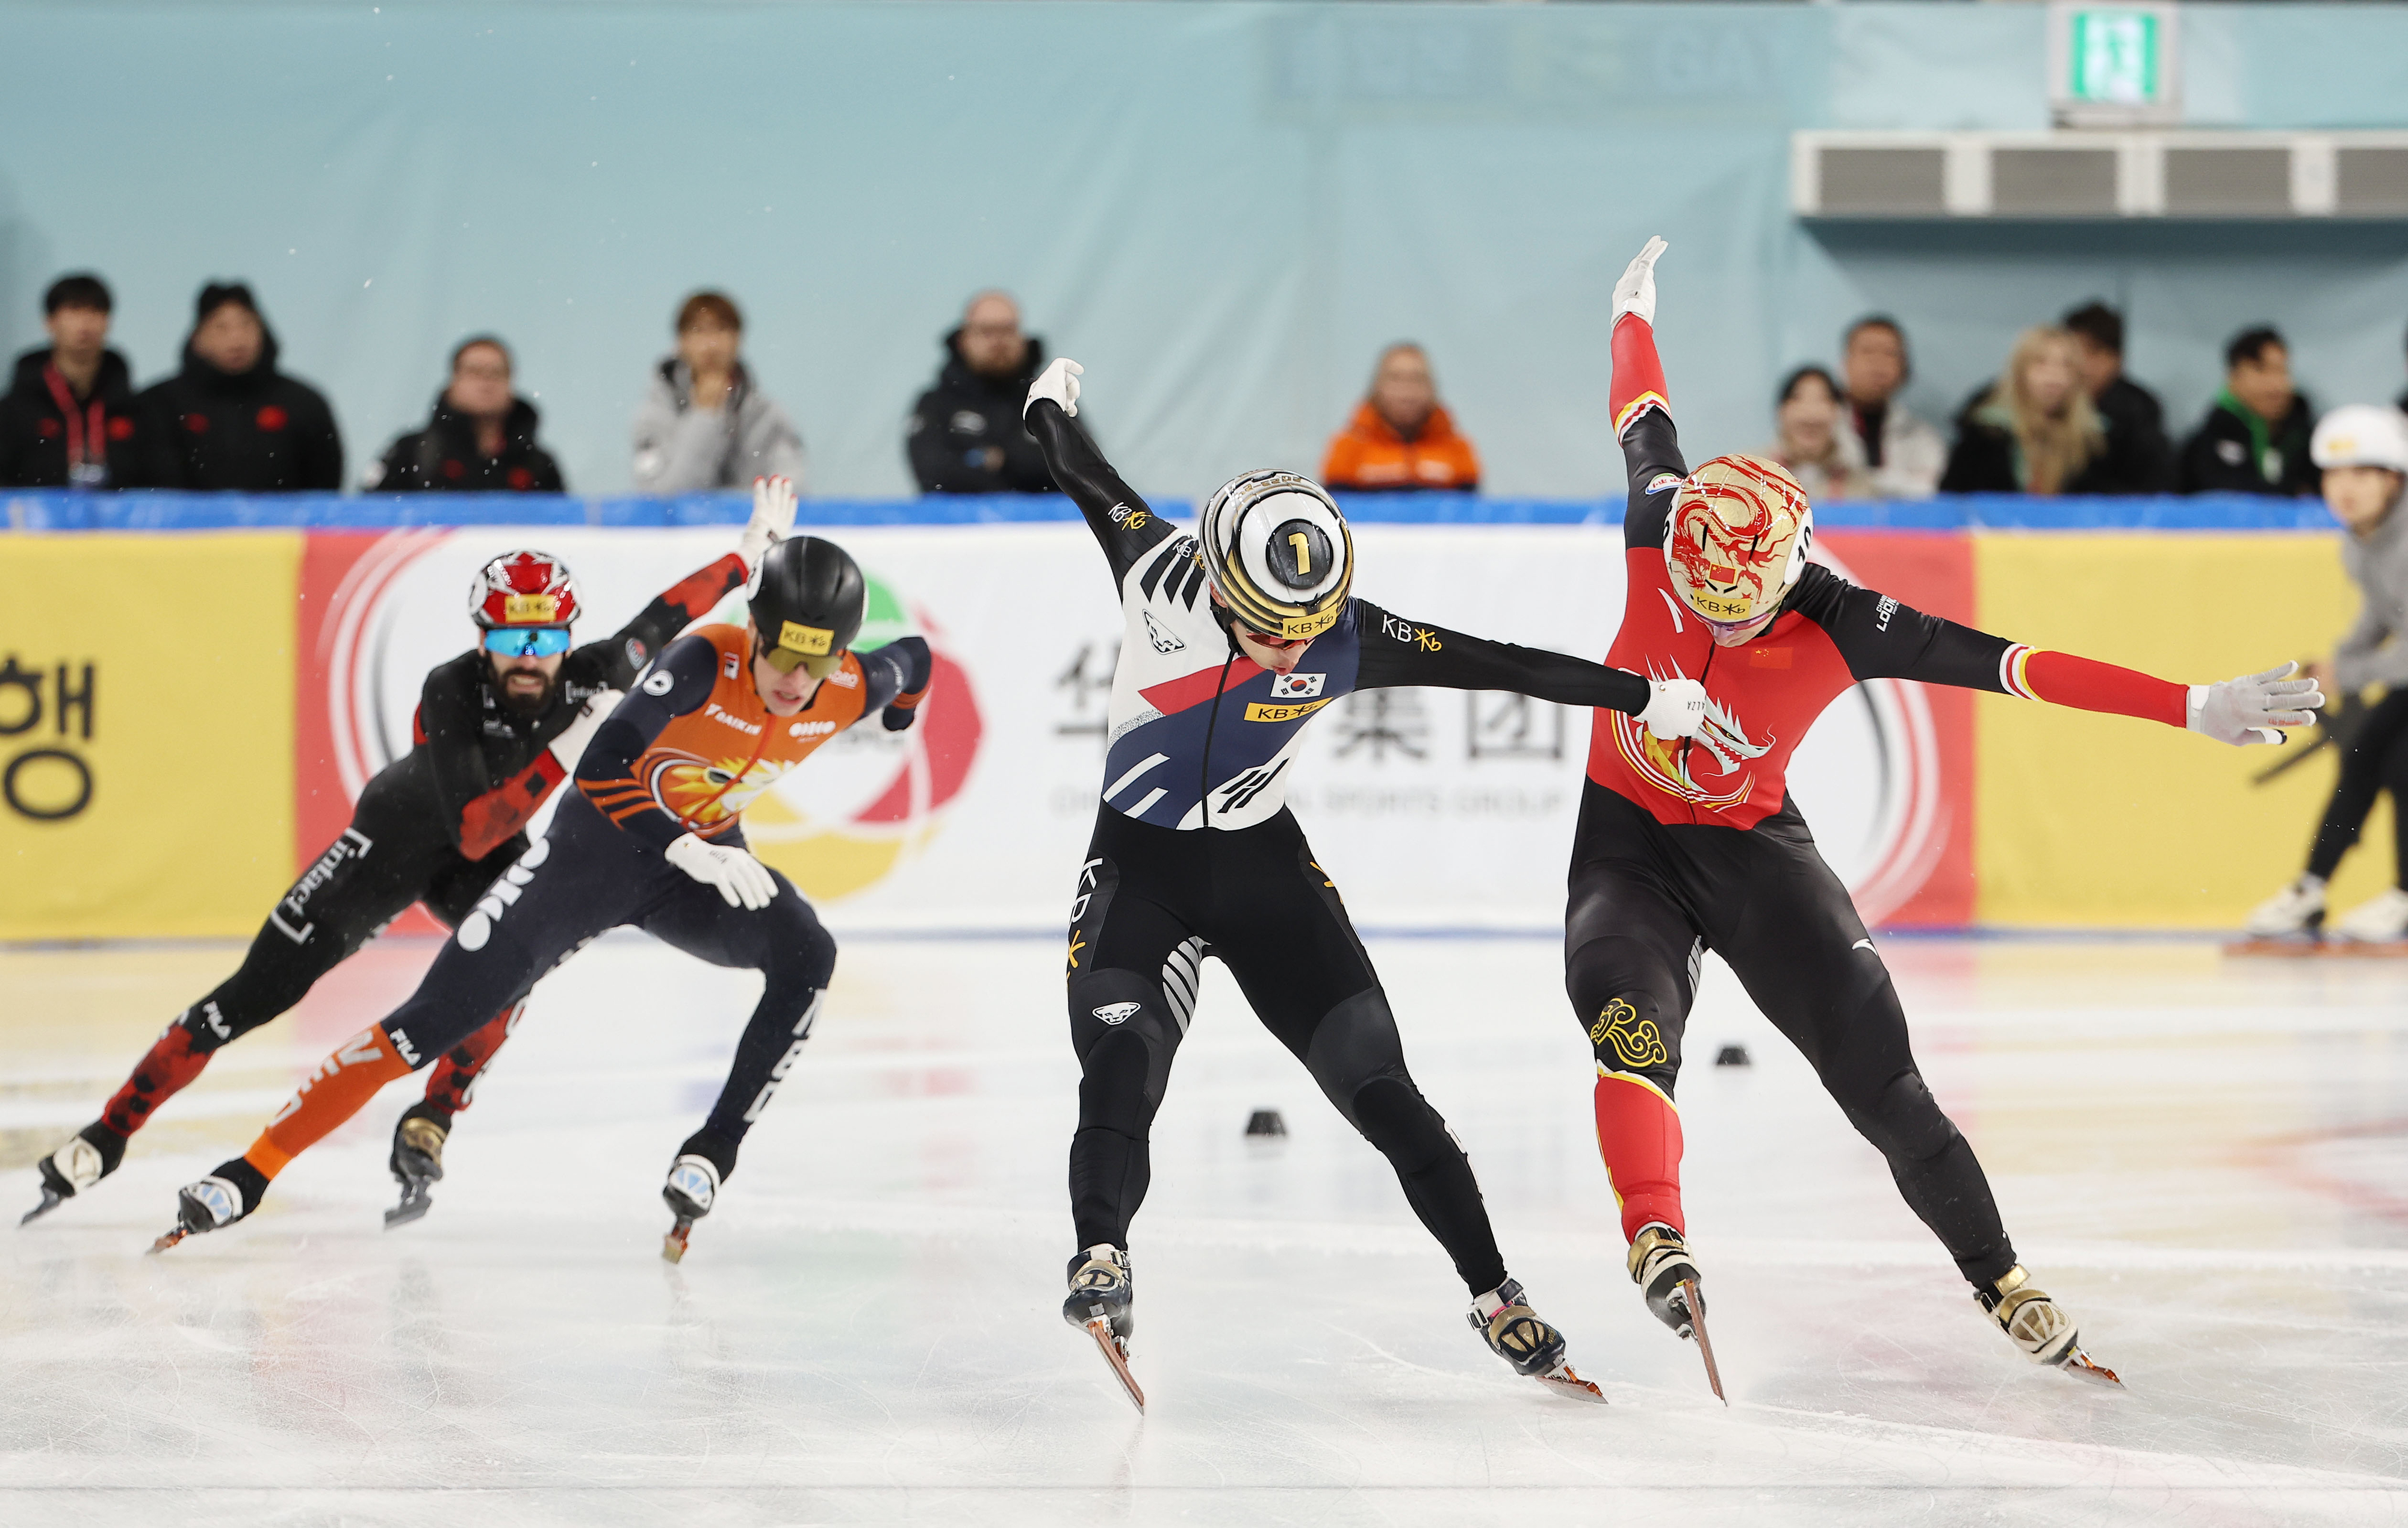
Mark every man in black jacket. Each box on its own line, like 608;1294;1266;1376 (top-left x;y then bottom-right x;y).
0;273;154;489
906;290;1061;494
371;335;565;492
2179;326;2318;497
2062;302;2170;493
140;282;343;491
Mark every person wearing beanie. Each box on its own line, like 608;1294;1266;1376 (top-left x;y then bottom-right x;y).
138;281;344;492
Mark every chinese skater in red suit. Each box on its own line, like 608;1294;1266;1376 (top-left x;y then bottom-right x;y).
1569;238;2323;1394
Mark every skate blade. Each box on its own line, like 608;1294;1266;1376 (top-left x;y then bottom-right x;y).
662;1216;694;1264
1681;1278;1727;1405
146;1225;190;1256
1083;1317;1145;1413
383;1187;433;1230
1531;1363;1607;1403
19;1188;66;1227
2057;1346;2123;1389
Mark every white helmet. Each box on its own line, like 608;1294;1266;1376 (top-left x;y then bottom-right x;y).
1197;470;1353;641
2310;405;2408;475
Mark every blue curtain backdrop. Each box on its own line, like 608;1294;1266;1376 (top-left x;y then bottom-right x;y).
1;1;2404;500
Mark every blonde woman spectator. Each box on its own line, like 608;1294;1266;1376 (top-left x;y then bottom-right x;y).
1941;327;2114;495
1758;366;1873;502
630;291;805;492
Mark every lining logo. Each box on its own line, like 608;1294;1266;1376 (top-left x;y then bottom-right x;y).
1269;672;1324;699
1243;697;1333;724
1590;998;1669;1069
1092;1002;1141;1026
1875;595;1898;632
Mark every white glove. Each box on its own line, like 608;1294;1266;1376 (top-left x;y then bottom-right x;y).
1025;357;1083;420
2186;662;2324;747
663;833;780;910
737;475;798;576
1638;678;1709;741
1612;235;1668;328
545;688;622;771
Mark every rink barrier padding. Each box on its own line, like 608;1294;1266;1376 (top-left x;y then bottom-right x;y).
0;497;2365;939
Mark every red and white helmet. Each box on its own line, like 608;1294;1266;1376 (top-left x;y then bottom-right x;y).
468;550;581;629
1663;455;1814;627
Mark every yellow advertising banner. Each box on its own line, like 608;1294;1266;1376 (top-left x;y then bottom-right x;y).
0;532;299;939
1974;531;2379;928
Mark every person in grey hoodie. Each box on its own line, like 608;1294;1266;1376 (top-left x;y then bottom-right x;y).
630;291;805;492
2246;405;2408;940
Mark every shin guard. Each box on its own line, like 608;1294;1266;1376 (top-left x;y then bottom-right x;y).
243;1027;413;1179
1593;1071;1685;1243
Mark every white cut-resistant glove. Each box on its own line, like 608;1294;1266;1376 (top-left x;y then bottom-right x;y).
1025;356;1083;420
1612;235;1669;328
2186;662;2324;747
546;688;622;772
663;833;780;910
1638;677;1709;741
737;475;799;576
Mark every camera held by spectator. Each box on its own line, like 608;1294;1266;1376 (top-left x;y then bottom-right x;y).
1758;365;1871;503
0;273;152;489
1321;343;1480;492
907;290;1059;494
367;336;565;493
630;291;804;492
140;281;344;492
2179;326;2318;497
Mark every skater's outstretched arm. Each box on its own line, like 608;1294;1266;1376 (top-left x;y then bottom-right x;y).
1785;565;2324;745
1351;598;1654;716
1607;237;1687;548
1022;359;1175;582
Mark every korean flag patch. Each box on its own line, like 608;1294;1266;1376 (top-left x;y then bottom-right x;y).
1269;672;1325;700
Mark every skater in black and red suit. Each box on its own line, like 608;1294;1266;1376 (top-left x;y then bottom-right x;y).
21;479;800;1226
1571;240;2322;1390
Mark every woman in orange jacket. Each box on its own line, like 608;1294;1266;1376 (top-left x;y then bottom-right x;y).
1321;343;1481;491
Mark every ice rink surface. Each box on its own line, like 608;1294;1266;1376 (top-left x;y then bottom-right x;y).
5;930;2407;1527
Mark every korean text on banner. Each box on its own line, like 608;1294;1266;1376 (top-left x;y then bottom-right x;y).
0;532;300;939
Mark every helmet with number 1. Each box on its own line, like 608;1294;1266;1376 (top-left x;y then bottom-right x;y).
747;535;866;679
468;550;581;630
1663;455;1814;629
1199;470;1354;641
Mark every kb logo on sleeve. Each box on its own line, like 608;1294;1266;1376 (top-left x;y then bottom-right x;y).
1268;672;1324;700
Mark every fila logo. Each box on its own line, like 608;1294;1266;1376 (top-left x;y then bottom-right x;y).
1268;672;1324;699
388;1028;422;1067
719;653;740;680
1092;1002;1141;1026
1144;610;1185;653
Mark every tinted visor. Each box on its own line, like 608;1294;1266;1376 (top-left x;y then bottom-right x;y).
755;635;845;679
483;627;573;657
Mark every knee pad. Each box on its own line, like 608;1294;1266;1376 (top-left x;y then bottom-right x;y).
1576;986;1683;1093
1301;989;1410;1111
1844;1068;1961;1164
1075;1025;1161;1137
1347;1075;1454;1175
762;913;838;990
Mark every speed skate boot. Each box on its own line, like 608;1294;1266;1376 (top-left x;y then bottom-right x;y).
659;1128;737;1264
2331;887;2408;943
1979;1264;2121;1388
150;1158;268;1253
1630;1223;1725;1402
1063;1244;1144;1412
22;1122;126;1225
384;1103;450;1229
2245;875;2327;938
1469;1279;1604;1402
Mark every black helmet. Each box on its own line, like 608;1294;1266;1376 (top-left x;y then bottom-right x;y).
746;536;865;677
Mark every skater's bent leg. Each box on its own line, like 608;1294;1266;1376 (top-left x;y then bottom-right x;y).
242;1027;415;1178
1300;987;1508;1296
1565;861;1699;1243
1067;968;1187;1250
420;1003;525;1116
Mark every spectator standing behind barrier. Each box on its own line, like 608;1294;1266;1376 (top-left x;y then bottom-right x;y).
368;337;565;493
2244;406;2408;942
1321;343;1481;492
2178;326;2318;497
0;273;152;489
630;291;804;492
1756;365;1872;502
1839;316;1944;498
2061;302;2170;493
138;282;343;492
1942;327;2150;497
907;290;1058;494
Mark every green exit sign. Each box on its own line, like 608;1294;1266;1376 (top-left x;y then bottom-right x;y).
2050;2;2182;125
